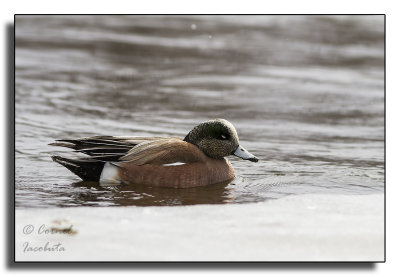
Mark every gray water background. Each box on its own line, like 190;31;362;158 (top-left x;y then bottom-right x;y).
15;15;384;208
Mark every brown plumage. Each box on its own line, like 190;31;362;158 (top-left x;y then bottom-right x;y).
119;140;234;188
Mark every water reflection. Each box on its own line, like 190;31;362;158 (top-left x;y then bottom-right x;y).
71;180;235;206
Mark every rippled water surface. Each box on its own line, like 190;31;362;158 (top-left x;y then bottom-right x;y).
15;15;384;208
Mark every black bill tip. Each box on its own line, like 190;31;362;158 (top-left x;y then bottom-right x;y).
248;156;259;163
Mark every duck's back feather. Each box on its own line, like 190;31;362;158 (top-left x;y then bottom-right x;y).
50;136;176;162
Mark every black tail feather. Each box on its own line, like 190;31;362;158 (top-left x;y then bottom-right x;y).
52;156;105;182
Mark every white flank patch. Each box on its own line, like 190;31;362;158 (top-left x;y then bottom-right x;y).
162;162;186;167
100;162;121;185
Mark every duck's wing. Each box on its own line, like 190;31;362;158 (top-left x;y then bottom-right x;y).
49;136;176;162
119;138;204;166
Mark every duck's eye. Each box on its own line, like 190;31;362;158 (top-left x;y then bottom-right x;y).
218;134;228;140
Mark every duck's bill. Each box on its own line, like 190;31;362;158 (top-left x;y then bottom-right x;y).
232;145;259;162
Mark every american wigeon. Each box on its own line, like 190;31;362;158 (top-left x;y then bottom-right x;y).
51;119;258;188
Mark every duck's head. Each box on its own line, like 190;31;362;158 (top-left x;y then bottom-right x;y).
183;118;258;162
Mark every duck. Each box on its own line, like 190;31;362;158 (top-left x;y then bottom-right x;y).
50;118;258;188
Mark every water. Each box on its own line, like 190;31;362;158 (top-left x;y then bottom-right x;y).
15;15;384;208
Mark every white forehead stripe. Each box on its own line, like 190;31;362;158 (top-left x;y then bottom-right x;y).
216;119;238;137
